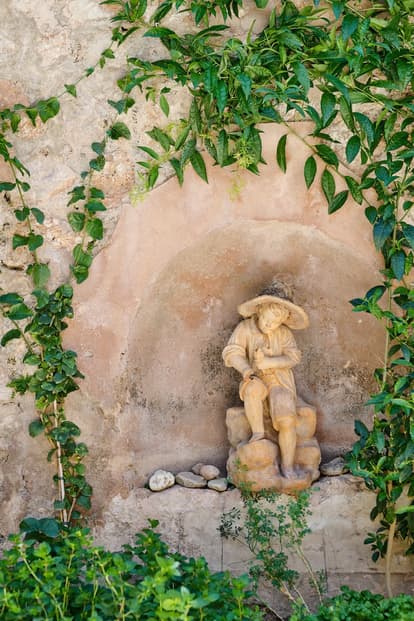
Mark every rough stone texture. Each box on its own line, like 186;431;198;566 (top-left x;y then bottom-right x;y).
94;476;414;605
207;478;228;492
148;469;175;492
176;472;207;488
321;457;348;476
0;1;389;544
199;465;220;481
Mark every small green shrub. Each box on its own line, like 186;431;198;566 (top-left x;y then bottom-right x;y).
0;519;262;620
290;586;414;621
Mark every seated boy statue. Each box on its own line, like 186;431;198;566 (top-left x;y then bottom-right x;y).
222;282;309;480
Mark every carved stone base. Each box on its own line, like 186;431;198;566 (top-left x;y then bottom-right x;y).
226;402;321;494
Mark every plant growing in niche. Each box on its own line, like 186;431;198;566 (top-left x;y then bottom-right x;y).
0;0;413;599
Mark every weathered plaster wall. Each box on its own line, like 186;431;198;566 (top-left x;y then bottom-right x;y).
0;0;390;548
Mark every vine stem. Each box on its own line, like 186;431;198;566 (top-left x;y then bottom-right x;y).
385;503;396;598
54;400;68;524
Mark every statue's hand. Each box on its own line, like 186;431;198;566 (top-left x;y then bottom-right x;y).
242;367;255;380
253;348;265;363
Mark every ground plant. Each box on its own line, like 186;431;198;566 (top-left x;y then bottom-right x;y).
220;488;325;619
0;518;262;620
0;0;413;602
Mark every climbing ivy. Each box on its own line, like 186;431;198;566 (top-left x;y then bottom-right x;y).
0;0;413;596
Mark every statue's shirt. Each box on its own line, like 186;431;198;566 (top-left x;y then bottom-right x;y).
222;317;301;397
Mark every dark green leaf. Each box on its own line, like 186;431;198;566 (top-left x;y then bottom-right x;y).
401;222;414;250
190;151;208;183
85;200;106;213
73;244;92;267
0;293;23;305
32;263;50;287
345;135;360;163
90;187;105;199
315;144;338;168
29;419;44;437
28;234;43;252
108;122;131;140
345;176;363;204
147;127;173;151
12;234;28;249
304;155;317;189
89;155;105;171
293;62;310;94
342;14;359;40
6;303;33;320
91;142;105;155
170;158;184;186
373;218;394;250
147;166;159;189
159;94;169;117
321;92;336;126
68;212;86;232
276;134;287;173
64;84;77;97
14;207;30;221
0;182;16;191
1;328;21;347
215;81;227;114
37;97;60;123
31;208;45;224
321;169;335;203
390;250;405;280
328;190;348;214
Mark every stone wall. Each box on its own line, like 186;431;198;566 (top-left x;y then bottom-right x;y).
0;0;390;556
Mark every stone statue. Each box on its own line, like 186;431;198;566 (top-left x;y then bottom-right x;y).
222;281;321;493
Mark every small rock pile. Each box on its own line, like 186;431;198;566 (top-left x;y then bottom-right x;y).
148;463;228;493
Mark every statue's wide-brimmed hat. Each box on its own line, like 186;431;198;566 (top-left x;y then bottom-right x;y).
237;281;309;330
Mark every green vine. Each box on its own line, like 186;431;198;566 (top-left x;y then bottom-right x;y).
0;1;413;598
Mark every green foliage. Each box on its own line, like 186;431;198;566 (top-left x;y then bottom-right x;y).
0;1;413;588
289;586;414;621
0;521;262;620
220;489;325;616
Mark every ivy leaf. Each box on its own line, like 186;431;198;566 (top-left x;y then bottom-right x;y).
321;169;335;203
190;151;208;183
32;263;50;287
28;234;43;252
0;293;23;305
6;303;33;320
28;419;44;437
373;218;394;250
86;218;103;241
0;182;16;191
390;250;406;280
159;94;170;117
346;136;360;163
304;155;317;189
342;14;359;40
73;244;92;268
31;208;45;224
14;207;30;221
91;142;105;155
108;122;131;140
293;62;310;94
89;156;105;171
12;234;28;249
37;97;60;123
170;158;184;186
321;92;336;126
401;222;414;250
1;328;22;347
68;212;86;232
315;144;338;168
328;190;348;214
215;81;227;114
64;84;77;97
276;134;287;173
345;176;363;204
85;200;106;213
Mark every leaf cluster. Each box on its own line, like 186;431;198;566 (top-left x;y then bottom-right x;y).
0;521;262;620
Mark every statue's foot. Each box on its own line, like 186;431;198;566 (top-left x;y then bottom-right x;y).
249;432;265;443
281;466;297;479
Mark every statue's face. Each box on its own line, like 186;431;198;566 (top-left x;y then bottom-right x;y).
257;304;289;334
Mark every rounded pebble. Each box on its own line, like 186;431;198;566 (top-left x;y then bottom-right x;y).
148;469;175;492
207;478;228;492
200;465;220;480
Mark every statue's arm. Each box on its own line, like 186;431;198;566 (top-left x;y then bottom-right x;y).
255;328;301;370
222;324;254;379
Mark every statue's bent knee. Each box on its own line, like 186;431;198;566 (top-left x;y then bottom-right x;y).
242;377;267;401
